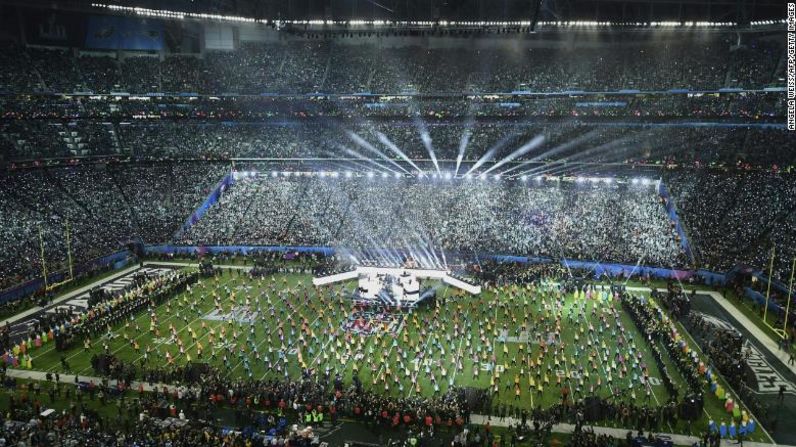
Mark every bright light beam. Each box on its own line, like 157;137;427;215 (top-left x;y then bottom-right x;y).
500;128;602;177
376;132;423;174
464;132;517;176
421;131;441;175
340;147;400;174
481;135;545;176
533;130;653;178
455;117;474;175
412;118;441;175
347;131;411;174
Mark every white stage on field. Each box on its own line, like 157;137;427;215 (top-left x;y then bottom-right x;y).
358;271;421;305
313;266;481;307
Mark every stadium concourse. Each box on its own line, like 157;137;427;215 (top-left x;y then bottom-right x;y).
0;1;794;446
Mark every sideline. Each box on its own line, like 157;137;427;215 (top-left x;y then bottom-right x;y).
626;286;796;377
1;265;140;327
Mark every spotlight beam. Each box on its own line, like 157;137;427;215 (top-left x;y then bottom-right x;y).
414;118;442;175
501;128;603;177
456;116;474;176
482;135;545;175
347;131;411;174
376;132;424;174
421;132;441;175
339;147;400;174
534;130;654;178
464;132;517;176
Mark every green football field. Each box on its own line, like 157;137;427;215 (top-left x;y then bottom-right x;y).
28;267;769;441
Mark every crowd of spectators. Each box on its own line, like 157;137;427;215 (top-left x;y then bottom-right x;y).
0;163;227;291
181;175;686;267
0;36;784;95
0;33;791;296
665;170;796;279
3;160;796;296
0;92;786;124
2;120;791;171
0;378;317;446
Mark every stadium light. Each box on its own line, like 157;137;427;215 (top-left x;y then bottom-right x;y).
494;174;501;181
345;171;353;178
367;171;374;178
381;172;389;178
576;176;585;183
520;175;528;182
331;171;340;178
90;4;750;29
464;173;472;180
631;178;639;185
394;172;401;179
271;171;279;178
604;177;613;184
641;177;650;185
444;172;452;180
534;176;543;182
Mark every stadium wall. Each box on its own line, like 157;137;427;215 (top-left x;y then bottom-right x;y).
145;245;335;256
492;254;696;281
148;245;698;282
743;287;788;316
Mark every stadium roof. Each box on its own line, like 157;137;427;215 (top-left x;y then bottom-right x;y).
10;0;787;27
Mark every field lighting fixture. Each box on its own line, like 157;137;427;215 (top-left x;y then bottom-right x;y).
90;5;766;31
382;172;389;178
330;171;340;178
271;171;279;178
394;172;402;179
367;171;374;178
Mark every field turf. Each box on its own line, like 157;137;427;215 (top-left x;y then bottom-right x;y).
27;267;769;441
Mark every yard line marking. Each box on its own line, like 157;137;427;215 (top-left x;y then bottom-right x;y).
75;275;239;375
44;271;205;371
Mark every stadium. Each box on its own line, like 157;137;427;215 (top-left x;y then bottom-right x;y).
0;0;793;446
